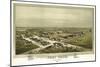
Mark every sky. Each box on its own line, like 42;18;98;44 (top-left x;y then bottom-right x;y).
14;4;94;28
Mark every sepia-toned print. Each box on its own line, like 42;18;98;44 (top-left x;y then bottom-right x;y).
13;3;95;55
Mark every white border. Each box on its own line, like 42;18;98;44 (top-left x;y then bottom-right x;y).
11;1;96;66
